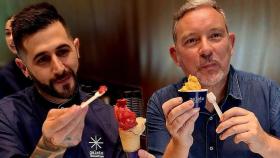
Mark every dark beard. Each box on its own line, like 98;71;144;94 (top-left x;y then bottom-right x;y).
30;68;78;99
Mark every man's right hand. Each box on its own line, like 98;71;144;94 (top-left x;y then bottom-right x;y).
40;105;89;150
162;97;200;149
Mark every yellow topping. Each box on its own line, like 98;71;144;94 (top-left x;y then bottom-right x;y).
179;75;201;91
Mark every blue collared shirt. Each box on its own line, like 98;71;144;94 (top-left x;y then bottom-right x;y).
147;66;280;158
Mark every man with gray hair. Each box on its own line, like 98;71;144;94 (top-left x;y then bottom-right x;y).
147;0;280;157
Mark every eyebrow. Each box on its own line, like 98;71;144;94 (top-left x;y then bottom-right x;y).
209;28;225;32
56;44;71;50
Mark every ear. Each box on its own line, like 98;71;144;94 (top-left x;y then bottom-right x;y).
73;38;80;58
169;45;181;67
15;58;30;78
228;32;235;56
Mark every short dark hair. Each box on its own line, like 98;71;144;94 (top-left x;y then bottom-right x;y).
172;0;228;43
12;2;69;56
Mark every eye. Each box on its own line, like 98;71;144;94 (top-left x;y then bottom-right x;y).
5;31;12;36
56;48;70;57
184;37;199;47
209;32;223;41
36;55;51;65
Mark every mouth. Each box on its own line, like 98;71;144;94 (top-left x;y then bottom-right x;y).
199;62;219;70
54;73;72;84
10;44;16;49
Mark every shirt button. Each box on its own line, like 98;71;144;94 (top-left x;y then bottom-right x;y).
209;116;213;120
209;146;214;151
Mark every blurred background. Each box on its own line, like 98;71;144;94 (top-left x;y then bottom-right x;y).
1;0;280;116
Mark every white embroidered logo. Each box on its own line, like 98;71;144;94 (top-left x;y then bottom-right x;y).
89;136;104;150
89;136;104;158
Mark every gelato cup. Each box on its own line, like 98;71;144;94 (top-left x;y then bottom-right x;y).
119;117;146;152
114;98;146;158
179;89;208;108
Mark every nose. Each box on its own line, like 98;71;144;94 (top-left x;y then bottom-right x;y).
51;56;65;74
199;38;213;60
8;35;13;43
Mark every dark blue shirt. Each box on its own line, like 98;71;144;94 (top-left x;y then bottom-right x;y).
147;66;280;158
0;60;33;99
0;86;125;158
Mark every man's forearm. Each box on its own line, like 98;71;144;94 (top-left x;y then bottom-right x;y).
163;138;190;158
260;134;280;158
30;137;66;158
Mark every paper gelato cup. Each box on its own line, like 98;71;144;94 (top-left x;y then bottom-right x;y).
179;89;208;108
119;117;146;152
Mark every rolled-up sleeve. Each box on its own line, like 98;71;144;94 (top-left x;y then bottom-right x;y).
270;82;280;137
146;93;171;158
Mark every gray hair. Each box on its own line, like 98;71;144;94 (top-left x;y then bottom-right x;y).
172;0;228;43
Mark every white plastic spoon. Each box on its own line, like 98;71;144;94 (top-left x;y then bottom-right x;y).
207;92;223;118
81;85;107;108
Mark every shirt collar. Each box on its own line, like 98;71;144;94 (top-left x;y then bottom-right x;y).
226;65;243;100
176;77;187;91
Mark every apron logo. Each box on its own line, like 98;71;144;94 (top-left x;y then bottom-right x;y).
89;136;104;158
89;136;104;150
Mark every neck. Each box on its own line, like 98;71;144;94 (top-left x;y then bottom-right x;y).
36;88;69;105
203;76;228;113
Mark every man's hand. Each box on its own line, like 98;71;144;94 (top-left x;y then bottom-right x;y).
216;107;269;154
162;97;200;149
138;149;155;158
41;105;89;149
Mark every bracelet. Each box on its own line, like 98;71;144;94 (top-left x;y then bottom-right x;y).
31;146;66;158
38;136;62;151
30;137;66;158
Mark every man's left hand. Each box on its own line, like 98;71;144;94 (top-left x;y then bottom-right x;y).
216;107;269;154
138;149;155;158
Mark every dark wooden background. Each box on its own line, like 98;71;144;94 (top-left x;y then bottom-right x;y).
1;0;280;116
